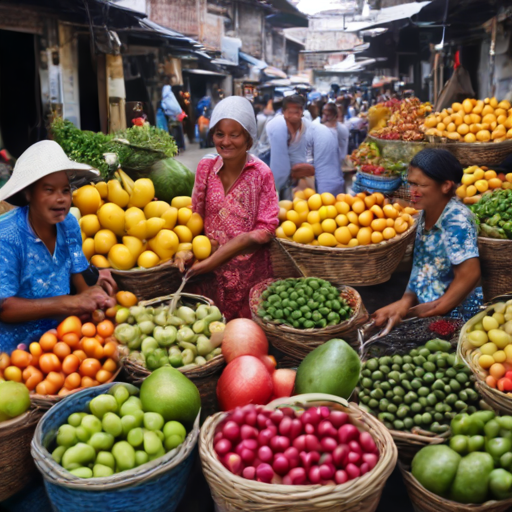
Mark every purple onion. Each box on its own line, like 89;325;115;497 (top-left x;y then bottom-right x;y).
240;448;256;464
308;465;321;484
242;439;258;451
359;431;378;453
240;425;258;440
214;439;232;456
279;416;292;436
338;424;360;444
348;440;362;455
223;453;243;475
242;466;256;480
223;421;240;441
270;435;290;453
320;437;337;453
245;411;257;426
256;463;274;483
329;411;349;428
347;451;361;465
332;444;350;468
360;462;370;475
362;453;378;470
292;435;306;451
258;445;273;463
270;409;284;425
345;463;361;480
319;462;335;480
335;469;348;485
273;454;290;476
284;446;299;468
305;434;321;452
230;408;245;425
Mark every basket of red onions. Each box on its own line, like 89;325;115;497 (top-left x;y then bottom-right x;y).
199;393;397;512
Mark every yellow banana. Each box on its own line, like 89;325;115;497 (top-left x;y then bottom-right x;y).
119;169;134;195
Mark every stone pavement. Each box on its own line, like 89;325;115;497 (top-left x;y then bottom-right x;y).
175;142;213;172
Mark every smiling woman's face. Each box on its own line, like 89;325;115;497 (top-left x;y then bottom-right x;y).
26;171;71;224
212;119;250;161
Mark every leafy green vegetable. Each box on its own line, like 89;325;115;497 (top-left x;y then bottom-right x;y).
470;189;512;239
51;118;178;179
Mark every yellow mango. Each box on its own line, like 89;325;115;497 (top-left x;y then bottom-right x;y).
73;185;101;216
192;235;212;260
171;196;192;209
144;201;171;219
97;203;125;236
138;250;160;269
186;213;204;237
161;207;178;229
108;244;135;270
126;220;148;240
148;229;180;260
124;207;146;230
146;217;166;239
129;179;155;209
178;207;193;225
122;236;145;259
107;179;130;208
94;229;118;254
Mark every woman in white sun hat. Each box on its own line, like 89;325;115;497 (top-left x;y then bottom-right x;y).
0;140;116;352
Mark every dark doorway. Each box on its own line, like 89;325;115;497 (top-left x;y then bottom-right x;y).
78;35;101;132
0;29;44;157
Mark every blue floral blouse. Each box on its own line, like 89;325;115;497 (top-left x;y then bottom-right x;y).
407;197;483;320
0;207;88;352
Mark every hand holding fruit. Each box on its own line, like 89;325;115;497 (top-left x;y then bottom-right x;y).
96;269;118;296
73;287;116;317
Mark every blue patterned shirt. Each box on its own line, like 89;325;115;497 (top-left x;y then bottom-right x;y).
407;197;481;315
0;207;88;352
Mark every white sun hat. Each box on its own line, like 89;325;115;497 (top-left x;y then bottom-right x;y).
0;140;99;202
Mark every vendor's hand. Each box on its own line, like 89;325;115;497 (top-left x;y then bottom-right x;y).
291;163;315;179
72;286;116;316
185;258;213;280
174;251;194;273
372;301;408;329
96;269;118;296
210;239;219;254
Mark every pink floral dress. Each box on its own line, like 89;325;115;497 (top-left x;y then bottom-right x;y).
192;153;280;320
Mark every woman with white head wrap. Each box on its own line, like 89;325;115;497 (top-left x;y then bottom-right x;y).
186;96;279;320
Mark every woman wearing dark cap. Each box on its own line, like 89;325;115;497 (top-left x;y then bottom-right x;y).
373;148;483;328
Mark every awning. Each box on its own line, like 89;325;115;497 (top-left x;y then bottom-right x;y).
182;69;226;77
343;2;431;32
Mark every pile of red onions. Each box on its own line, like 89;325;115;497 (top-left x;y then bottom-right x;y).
214;404;379;486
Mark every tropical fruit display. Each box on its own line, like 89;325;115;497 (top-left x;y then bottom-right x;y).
464;301;512;392
49;374;200;478
0;311;119;396
116;299;226;371
423;97;512;142
276;189;417;247
457;165;512;204
72;174;211;271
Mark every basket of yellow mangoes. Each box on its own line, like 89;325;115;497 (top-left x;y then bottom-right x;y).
423;97;512;166
275;189;418;287
72;174;212;300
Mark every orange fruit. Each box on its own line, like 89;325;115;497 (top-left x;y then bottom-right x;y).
73;350;88;363
97;320;115;338
10;349;32;368
382;227;397;240
46;371;65;390
351;200;366;214
62;354;81;375
57;316;82;339
61;332;80;349
102;358;117;373
39;332;58;352
356;227;372;246
53;342;71;360
79;358;102;378
96;369;113;384
103;341;118;359
358;211;373;227
39;353;61;374
371;231;384;244
81;376;99;388
81;322;96;337
489;363;506;380
4;366;22;382
64;372;82;390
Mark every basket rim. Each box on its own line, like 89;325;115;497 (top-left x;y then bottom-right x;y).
355;170;403;182
199;394;397;502
31;382;199;491
249;278;363;336
109;258;179;276
277;222;416;254
477;236;512;245
367;134;428;146
0;407;42;433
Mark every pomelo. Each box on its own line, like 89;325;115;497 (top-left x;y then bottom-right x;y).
139;367;200;427
0;381;31;421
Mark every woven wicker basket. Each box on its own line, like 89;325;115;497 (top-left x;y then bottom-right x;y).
359;318;466;464
399;462;512;512
120;293;226;421
269;238;303;279
458;304;512;415
0;408;44;501
30;366;122;410
275;223;416;287
430;138;512;167
31;383;199;512
200;393;397;512
110;260;183;301
249;278;368;362
478;237;512;302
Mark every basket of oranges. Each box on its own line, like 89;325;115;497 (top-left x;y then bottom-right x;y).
275;189;417;287
0;312;120;410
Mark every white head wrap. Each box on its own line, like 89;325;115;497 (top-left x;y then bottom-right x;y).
209;96;257;142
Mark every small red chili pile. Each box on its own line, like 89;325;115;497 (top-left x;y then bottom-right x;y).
429;319;457;338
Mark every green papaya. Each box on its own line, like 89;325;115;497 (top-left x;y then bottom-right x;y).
294;339;360;399
450;452;494;503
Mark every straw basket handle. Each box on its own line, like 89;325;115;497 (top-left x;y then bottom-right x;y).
267;393;349;410
483;291;512;308
274;237;307;277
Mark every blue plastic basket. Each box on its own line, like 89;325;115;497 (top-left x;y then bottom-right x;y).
354;171;402;193
31;383;199;512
